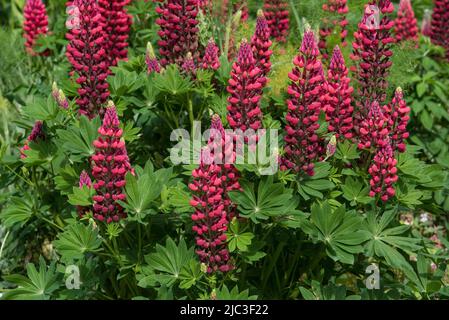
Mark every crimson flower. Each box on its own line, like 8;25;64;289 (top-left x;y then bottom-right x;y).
23;0;49;55
358;101;389;151
202;38;220;71
263;0;289;43
189;114;240;274
430;0;449;60
394;0;419;43
145;42;162;74
20;121;44;159
77;170;92;217
281;30;325;176
368;141;398;201
319;0;349;59
66;0;110;118
91;102;133;223
383;87;410;153
250;10;273;77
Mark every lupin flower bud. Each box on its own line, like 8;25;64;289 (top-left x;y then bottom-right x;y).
383;87;410;153
91;101;133;223
189;114;241;274
350;1;395;110
421;9;432;37
66;0;110;118
430;0;449;60
368;141;398;201
20;121;44;159
226;39;266;133
155;0;200;66
281;30;325;176
52;82;69;109
250;10;273;77
23;0;49;55
358;101;390;150
323;46;354;140
319;0;349;59
77;170;92;217
202;38;220;71
325;135;337;160
145;42;162;74
394;0;419;43
263;0;290;43
182;52;196;75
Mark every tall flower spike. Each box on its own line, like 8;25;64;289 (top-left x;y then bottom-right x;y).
323;46;354;140
394;0;419;43
66;0;110;118
368;141;398;201
182;52;196;75
23;0;49;55
145;42;162;74
20;121;44;159
251;10;273;77
281;30;326;176
263;0;290;43
319;0;349;60
226;39;266;133
350;1;395;111
155;0;200;66
383;87;410;153
421;9;432;37
52;82;69;109
202;38;220;71
77;170;92;217
189;115;240;274
234;0;249;21
91;101;133;223
430;0;449;60
358;101;389;151
98;0;133;67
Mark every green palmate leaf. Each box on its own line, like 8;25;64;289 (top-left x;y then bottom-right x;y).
302;201;369;264
2;257;61;300
335;140;360;163
341;177;372;206
67;185;95;207
121;121;141;142
22;140;57;166
300;281;360;300
179;259;203;290
363;210;423;291
56;116;101;161
22;95;59;121
53;223;102;261
0;195;34;228
297;162;335;200
54;166;80;195
228;176;299;223
153;65;193;95
213;285;258;300
163;183;194;214
226;218;254;252
139;238;194;288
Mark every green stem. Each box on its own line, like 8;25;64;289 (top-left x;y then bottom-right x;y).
0;230;10;261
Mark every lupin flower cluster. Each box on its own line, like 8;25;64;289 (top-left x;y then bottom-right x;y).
250;10;273;77
77;170;92;217
226;39;266;133
350;0;395;110
421;9;432;37
323;46;354;140
23;0;49;55
98;0;132;67
66;0;110;118
189;115;240;273
52;82;69;109
394;0;419;44
145;42;162;74
20;121;44;159
263;0;290;43
358;101;389;150
368;141;398;201
91;102;133;223
319;0;349;60
155;0;200;66
383;87;410;153
281;31;325;176
202;38;220;71
181;52;196;75
430;0;449;60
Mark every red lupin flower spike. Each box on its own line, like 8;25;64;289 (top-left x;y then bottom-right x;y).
145;42;162;74
350;0;395;110
98;0;132;67
394;0;419;43
323;45;354;140
281;30;326;176
263;0;289;43
202;38;220;71
226;39;266;133
77;170;92;217
66;0;110;118
319;0;349;60
91;101;133;224
368;140;398;201
189;114;241;274
20;121;44;159
23;0;49;56
251;10;273;77
358;100;389;151
155;0;200;67
383;87;410;153
182;52;196;75
430;0;449;60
